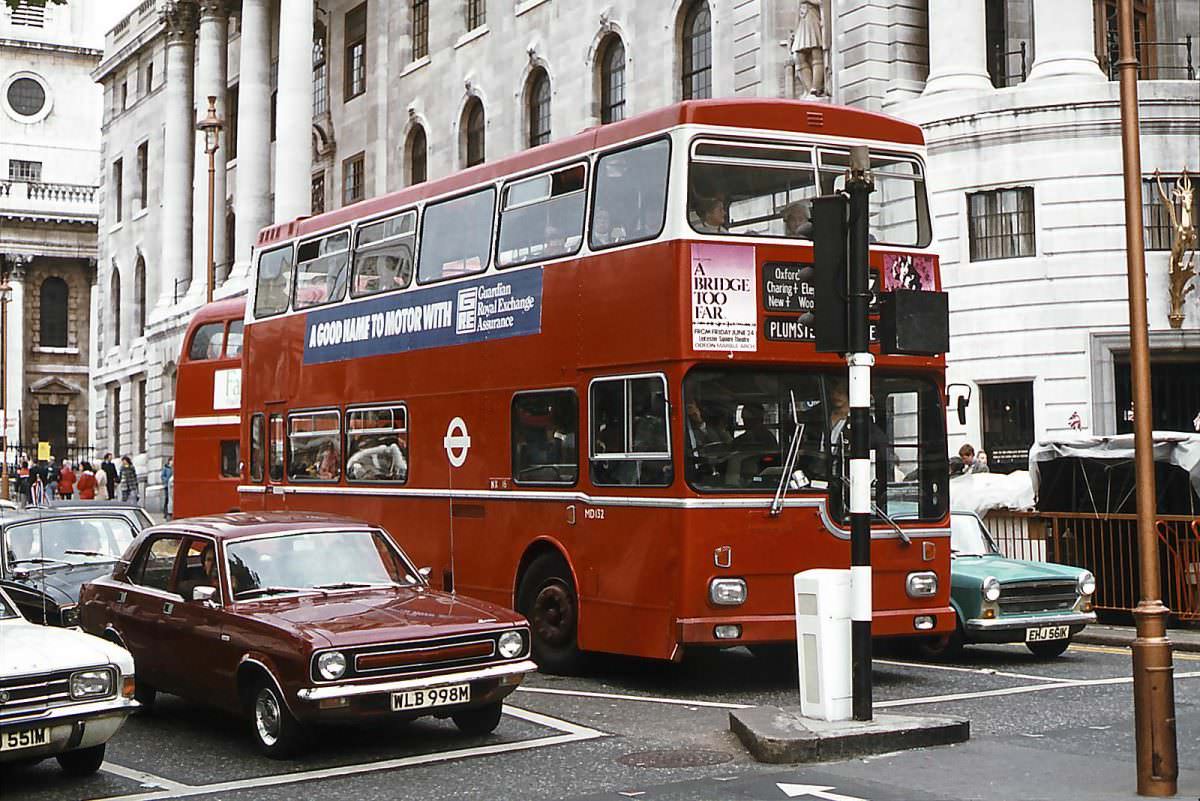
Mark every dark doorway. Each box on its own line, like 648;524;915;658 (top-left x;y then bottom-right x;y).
980;381;1034;474
1114;355;1200;434
38;403;68;462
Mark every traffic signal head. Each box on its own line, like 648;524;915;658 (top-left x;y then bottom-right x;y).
810;194;850;353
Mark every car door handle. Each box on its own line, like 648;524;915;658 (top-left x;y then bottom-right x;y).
116;591;127;604
162;602;174;615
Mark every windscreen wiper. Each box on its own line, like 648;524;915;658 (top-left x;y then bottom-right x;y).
312;581;376;590
235;586;311;599
770;391;805;517
63;549;108;557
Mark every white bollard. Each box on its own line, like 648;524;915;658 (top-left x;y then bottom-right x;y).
794;568;853;722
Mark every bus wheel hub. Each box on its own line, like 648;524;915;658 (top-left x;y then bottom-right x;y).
533;583;574;645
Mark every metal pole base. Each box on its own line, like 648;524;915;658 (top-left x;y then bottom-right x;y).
1131;600;1177;797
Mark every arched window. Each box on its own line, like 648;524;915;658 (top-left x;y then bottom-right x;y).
408;125;427;185
599;35;625;124
464;99;485;167
527;69;551;148
110;267;122;347
681;1;712;100
134;256;147;337
39;277;68;348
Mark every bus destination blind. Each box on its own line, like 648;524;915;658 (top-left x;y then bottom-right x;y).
303;268;543;365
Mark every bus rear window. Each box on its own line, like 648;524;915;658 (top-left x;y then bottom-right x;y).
295;231;350;309
225;320;243;357
498;165;586;268
188;322;227;360
353;210;416;297
287;411;341;482
590;139;669;250
254;245;294;318
418;187;495;284
347;405;408;483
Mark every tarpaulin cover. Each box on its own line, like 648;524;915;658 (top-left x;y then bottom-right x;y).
950;471;1036;518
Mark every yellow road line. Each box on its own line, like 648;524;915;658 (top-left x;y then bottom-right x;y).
1070;643;1200;661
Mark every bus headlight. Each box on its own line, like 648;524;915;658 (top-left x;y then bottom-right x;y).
709;578;747;606
982;576;1002;603
1078;571;1096;597
905;572;938;598
317;651;347;680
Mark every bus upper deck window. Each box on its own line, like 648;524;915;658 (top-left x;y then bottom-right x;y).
294;231;351;309
817;149;931;248
418;187;495;284
498;164;587;269
687;140;816;239
254;245;295;318
590;139;669;250
353;210;416;297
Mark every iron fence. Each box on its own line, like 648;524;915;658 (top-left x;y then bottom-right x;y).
985;510;1200;623
3;444;102;468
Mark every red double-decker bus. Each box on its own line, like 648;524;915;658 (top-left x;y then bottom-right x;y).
173;297;244;517
228;99;952;670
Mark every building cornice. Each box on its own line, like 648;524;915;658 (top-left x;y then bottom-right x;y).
0;37;103;57
92;19;166;82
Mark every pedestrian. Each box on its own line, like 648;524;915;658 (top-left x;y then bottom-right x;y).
76;462;98;500
16;461;31;508
119;456;140;504
161;457;173;519
47;460;61;501
101;453;119;500
57;461;76;500
950;443;990;476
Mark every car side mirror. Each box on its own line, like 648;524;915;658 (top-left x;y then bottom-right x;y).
192;586;218;605
947;382;972;427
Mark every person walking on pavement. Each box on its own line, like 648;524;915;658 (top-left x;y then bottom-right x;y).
57;462;76;500
119;456;139;504
161;458;174;519
101;453;118;500
16;461;31;508
47;460;61;501
76;462;98;500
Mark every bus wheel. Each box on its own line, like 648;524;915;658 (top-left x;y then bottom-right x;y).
517;552;583;675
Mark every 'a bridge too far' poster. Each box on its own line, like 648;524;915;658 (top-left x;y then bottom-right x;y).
691;243;757;352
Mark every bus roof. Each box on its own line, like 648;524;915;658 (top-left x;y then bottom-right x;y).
256;99;926;249
149;512;373;541
188;297;246;326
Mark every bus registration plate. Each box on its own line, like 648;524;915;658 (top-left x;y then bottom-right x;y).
1;727;49;752
1025;625;1069;642
391;684;470;711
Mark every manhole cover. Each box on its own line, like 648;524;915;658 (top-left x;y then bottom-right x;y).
617;749;732;768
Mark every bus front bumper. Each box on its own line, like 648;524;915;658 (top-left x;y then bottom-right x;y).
676;605;955;645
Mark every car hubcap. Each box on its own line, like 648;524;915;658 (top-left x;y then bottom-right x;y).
533;581;575;647
255;689;280;746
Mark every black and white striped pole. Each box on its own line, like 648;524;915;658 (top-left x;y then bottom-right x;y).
845;145;875;722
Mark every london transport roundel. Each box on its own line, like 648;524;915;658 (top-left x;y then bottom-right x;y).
443;417;471;468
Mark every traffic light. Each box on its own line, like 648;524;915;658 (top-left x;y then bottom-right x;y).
807;193;850;353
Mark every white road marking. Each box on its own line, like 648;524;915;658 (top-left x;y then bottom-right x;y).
517;685;753;709
877;669;1200;709
874;658;1074;683
100;763;191;791
777;783;868;801
90;706;605;801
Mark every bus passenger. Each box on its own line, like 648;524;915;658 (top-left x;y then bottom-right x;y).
316;442;340;480
782;200;814;238
692;195;729;234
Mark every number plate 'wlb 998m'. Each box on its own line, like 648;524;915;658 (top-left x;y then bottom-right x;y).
391;684;470;711
1;727;50;751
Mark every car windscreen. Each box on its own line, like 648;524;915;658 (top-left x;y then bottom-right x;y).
226;529;417;598
951;515;997;556
0;592;17;619
4;517;136;569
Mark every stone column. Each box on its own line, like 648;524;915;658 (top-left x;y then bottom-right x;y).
2;257;28;450
232;0;273;281
1027;0;1105;82
273;0;314;222
193;0;231;292
922;0;991;95
159;1;198;307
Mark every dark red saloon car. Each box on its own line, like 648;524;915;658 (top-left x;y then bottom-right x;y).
79;513;534;757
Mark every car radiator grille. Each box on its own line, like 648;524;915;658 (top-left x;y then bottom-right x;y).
328;633;503;682
0;669;72;722
998;580;1079;614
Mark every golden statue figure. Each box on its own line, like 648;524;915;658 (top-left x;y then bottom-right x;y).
1155;170;1196;329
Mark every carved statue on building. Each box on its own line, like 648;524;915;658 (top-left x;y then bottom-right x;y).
791;0;826;98
1155;170;1197;329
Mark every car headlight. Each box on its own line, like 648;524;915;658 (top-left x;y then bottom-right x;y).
317;651;347;680
905;571;938;598
982;576;1002;603
498;631;525;659
709;578;747;606
1078;571;1096;597
60;604;80;628
70;669;114;699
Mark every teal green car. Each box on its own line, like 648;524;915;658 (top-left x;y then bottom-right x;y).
919;512;1097;659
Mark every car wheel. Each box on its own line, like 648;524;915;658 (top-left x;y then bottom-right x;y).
1027;638;1071;658
56;744;106;776
451;701;504;736
249;679;304;759
517;552;584;675
915;627;964;660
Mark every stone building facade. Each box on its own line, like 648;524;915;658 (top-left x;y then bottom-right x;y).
1;1;103;464
92;0;1199;503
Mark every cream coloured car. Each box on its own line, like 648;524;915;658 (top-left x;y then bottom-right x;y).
0;587;138;775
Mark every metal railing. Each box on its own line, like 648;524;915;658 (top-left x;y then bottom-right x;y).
3;444;102;469
985;510;1200;622
1106;35;1196;81
990;41;1028;88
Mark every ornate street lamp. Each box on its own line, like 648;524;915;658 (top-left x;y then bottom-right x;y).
196;95;223;304
1;274;10;501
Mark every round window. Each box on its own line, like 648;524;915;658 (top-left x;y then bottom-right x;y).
7;77;46;117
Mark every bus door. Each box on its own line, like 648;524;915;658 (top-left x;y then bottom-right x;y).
437;391;491;597
264;407;287;511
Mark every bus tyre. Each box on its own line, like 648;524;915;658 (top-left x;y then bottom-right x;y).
56;744;105;776
452;701;504;736
249;678;304;759
517;552;583;675
915;626;964;661
1026;638;1071;659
